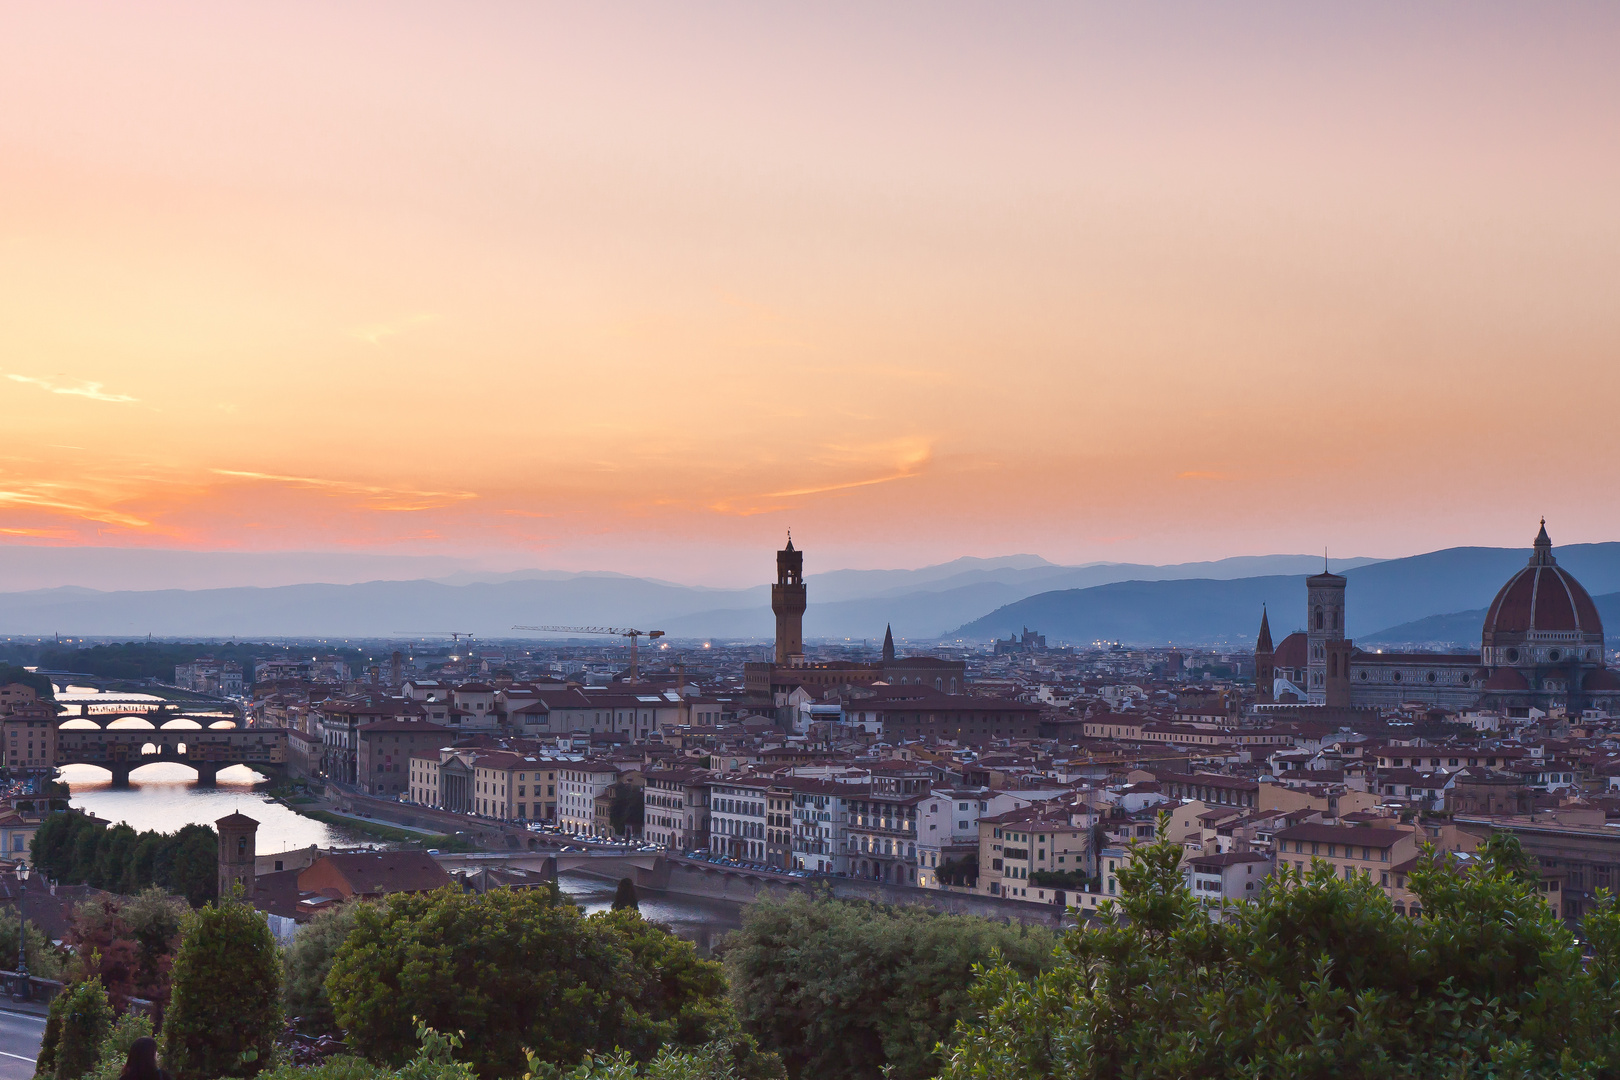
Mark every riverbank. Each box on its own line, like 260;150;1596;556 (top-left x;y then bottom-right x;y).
265;786;480;851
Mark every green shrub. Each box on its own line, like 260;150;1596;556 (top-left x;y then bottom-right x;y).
723;892;1058;1080
326;886;733;1077
941;819;1620;1080
283;902;361;1034
53;977;114;1080
161;897;283;1078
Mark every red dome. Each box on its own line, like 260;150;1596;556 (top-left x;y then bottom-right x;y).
1481;521;1603;642
1483;565;1603;637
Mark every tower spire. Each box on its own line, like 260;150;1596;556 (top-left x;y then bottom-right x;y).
1531;518;1555;566
882;624;896;662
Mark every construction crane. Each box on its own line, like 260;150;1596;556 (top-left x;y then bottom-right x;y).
511;625;665;681
392;631;477;643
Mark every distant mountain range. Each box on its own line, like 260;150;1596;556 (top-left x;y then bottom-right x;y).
1362;593;1620;650
5;542;1618;647
0;551;1378;640
951;543;1620;648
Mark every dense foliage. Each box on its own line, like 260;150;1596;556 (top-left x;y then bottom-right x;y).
326;885;737;1077
283;902;362;1035
34;641;316;684
68;889;188;1012
943;820;1620;1080
52;977;114;1080
0;904;65;980
722;892;1059;1080
162;897;284;1078
32;813;218;906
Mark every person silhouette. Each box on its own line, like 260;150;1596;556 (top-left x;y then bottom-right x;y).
119;1036;174;1080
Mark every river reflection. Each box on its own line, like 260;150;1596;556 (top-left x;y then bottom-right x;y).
62;762;368;854
61;764;747;949
558;871;745;953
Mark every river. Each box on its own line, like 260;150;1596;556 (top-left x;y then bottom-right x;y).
62;763;747;949
62;762;367;854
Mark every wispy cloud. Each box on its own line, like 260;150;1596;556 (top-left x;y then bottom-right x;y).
7;373;138;403
210;469;476;511
0;488;151;528
710;439;932;516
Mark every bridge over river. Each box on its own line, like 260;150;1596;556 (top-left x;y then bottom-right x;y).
56;726;288;786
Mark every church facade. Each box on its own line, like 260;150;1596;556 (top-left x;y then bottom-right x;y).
1256;523;1620;718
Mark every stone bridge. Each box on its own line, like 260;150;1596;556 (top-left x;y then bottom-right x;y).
58;701;242;728
430;849;663;886
56;726;288;786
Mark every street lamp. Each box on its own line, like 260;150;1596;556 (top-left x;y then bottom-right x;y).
13;862;29;1002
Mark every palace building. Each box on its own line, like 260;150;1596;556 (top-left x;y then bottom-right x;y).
1256;522;1620;718
744;535;966;699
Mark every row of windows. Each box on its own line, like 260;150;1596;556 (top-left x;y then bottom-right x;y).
1282;839;1391;862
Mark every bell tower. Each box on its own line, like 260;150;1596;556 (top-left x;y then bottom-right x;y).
772;534;807;666
1305;567;1353;707
216;811;259;902
1254;607;1275;704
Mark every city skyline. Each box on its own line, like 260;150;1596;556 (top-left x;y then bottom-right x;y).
4;3;1620;585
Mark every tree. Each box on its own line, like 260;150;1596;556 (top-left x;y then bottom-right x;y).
609;784;645;837
941;821;1620;1080
0;905;64;981
162;897;283;1079
613;878;640;912
68;889;186;1013
52;977;114;1080
30;813;217;907
723;891;1058;1080
36;988;68;1079
325;885;734;1077
283;901;361;1034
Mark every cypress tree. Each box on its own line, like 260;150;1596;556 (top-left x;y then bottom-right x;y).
161;897;283;1078
34;988;67;1078
52;977;114;1080
612;877;639;911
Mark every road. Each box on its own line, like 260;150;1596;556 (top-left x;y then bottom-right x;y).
0;1009;43;1079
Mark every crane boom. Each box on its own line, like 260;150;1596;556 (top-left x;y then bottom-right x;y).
510;625;665;680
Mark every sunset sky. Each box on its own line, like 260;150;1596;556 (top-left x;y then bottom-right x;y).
3;3;1618;585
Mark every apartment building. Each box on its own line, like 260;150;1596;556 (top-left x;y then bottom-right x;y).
916;787;991;887
783;777;863;874
977;804;1093;900
1271;821;1419;900
1;701;57;775
558;762;622;834
1185;851;1272;918
708;776;772;862
642;767;711;850
354;720;452;798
